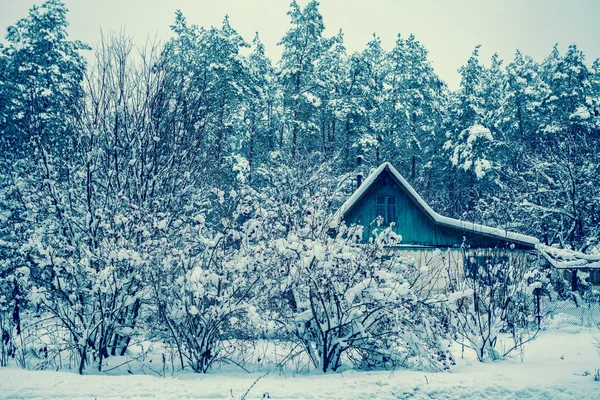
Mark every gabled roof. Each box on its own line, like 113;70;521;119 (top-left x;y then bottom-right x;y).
337;162;539;249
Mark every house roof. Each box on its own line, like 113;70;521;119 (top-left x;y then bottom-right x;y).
537;245;600;269
337;162;540;249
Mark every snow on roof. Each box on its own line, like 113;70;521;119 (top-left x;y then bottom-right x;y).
537;244;600;269
337;162;539;248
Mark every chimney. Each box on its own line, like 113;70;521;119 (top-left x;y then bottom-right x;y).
356;155;364;188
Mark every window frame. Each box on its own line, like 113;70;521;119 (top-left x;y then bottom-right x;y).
376;195;397;225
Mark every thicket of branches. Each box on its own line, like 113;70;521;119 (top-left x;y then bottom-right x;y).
0;0;596;374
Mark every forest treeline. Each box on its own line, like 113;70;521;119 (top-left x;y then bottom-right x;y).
0;0;596;374
2;0;600;249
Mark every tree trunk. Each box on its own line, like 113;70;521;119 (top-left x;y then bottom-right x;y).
248;114;255;183
571;269;578;291
345;118;350;170
330;117;336;146
321;107;326;153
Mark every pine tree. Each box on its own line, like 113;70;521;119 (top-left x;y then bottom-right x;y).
314;29;348;156
527;44;600;248
0;0;89;157
486;51;548;232
356;34;387;166
160;11;251;185
277;0;326;155
0;43;8;142
384;34;446;187
245;33;278;181
443;46;493;215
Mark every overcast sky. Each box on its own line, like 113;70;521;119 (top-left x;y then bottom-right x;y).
1;0;599;89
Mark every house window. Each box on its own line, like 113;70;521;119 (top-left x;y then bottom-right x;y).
376;195;396;225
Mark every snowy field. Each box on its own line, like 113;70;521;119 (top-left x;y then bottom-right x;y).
0;327;598;400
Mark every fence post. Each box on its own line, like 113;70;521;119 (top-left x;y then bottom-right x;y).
534;288;541;330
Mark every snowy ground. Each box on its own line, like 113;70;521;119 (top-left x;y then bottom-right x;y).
0;327;599;400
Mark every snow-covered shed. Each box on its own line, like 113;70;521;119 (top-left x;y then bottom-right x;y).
338;162;539;250
538;245;600;288
336;162;539;290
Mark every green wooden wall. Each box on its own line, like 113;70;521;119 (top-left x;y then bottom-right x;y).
343;169;530;249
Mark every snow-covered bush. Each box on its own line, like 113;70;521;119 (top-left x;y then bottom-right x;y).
0;263;31;368
444;250;546;361
266;192;453;372
147;189;273;373
16;197;154;373
0;31;218;373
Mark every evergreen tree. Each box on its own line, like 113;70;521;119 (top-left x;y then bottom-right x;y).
356;34;387;166
384;34;446;187
245;32;278;181
525;45;600;248
314;29;348;157
0;0;89;157
0;43;7;132
160;11;252;187
443;46;494;215
277;0;326;155
505;50;548;155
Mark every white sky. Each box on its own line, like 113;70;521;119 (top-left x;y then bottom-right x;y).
1;0;599;90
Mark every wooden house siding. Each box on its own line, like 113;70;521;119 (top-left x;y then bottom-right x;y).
386;247;535;294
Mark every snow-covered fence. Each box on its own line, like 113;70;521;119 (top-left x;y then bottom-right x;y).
540;291;600;329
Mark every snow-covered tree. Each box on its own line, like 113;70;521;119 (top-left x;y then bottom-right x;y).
355;35;388;166
519;45;600;249
314;29;348;157
244;33;279;181
277;0;326;155
160;11;251;180
382;34;446;184
0;0;89;157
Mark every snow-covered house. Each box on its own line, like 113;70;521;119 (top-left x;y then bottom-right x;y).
336;162;540;290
